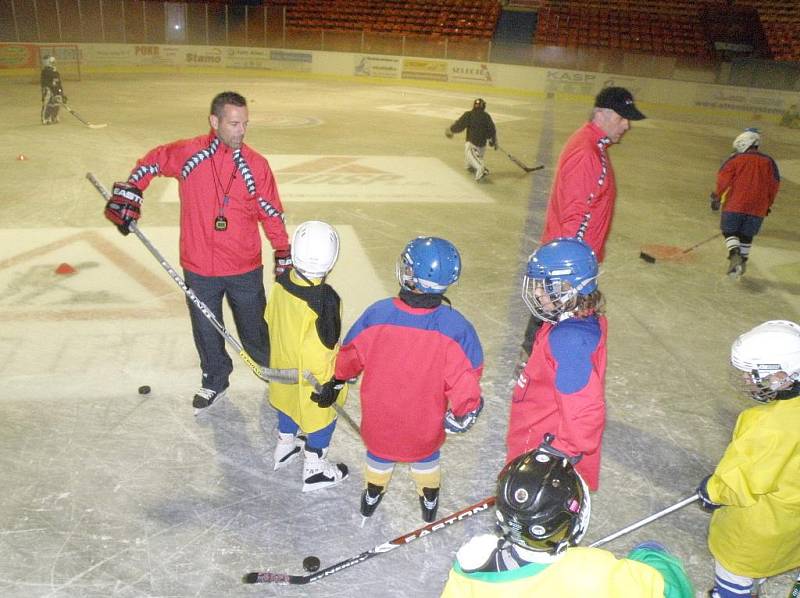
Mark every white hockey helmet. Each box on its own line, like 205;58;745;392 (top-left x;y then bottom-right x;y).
291;220;340;279
732;129;760;153
44;55;56;67
730;320;800;402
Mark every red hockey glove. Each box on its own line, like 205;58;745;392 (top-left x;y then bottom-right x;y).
104;182;142;236
274;247;292;276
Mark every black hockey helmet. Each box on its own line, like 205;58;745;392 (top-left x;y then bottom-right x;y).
473;98;486;111
495;443;590;554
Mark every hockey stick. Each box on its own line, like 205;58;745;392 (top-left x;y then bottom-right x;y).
303;371;361;438
85;172;298;385
59;100;107;129
589;494;698;548
495;144;543;173
639;232;722;264
242;495;495;585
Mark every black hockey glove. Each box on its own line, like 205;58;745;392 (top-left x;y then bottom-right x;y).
709;192;721;211
444;127;454;139
311;378;345;408
444;396;484;434
696;475;723;511
104;182;143;236
274;247;293;276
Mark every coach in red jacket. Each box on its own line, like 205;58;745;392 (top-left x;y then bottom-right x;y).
711;129;780;278
104;91;291;410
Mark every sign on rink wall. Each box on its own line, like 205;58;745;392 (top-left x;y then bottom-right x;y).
1;41;797;115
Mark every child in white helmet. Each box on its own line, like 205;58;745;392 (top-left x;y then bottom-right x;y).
709;129;780;278
697;320;800;597
265;221;348;492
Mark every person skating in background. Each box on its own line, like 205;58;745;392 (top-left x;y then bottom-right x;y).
446;98;497;182
696;320;800;598
441;439;693;597
40;55;65;125
506;238;606;491
266;221;348;492
314;237;484;522
709;129;780;279
103;91;291;411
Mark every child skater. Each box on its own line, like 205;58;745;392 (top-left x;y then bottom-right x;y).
697;320;800;598
506;237;607;491
266;221;348;492
312;236;484;522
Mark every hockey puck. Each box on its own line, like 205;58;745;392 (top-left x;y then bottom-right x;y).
302;556;320;572
138;385;151;395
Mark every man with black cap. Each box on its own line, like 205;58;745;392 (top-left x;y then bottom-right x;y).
445;98;497;182
518;87;645;360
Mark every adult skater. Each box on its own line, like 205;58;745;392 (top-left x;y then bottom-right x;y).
103;91;291;411
697;320;800;598
315;237;483;522
506;238;607;491
267;221;348;492
445;98;497;182
442;440;694;597
518;87;645;361
40;55;65;125
709;129;780;278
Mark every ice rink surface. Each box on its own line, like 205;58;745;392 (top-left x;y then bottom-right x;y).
1;73;798;597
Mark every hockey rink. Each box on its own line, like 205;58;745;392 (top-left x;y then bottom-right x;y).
1;73;799;597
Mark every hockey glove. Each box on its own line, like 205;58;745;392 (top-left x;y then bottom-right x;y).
274;247;292;276
311;377;345;408
444;396;484;434
104;182;143;236
709;192;721;211
489;139;497;150
444;127;454;139
696;475;723;511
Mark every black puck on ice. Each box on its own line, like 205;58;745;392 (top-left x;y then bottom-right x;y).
138;385;151;395
302;556;320;572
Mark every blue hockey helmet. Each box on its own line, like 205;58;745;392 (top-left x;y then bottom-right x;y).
396;236;461;294
522;238;599;322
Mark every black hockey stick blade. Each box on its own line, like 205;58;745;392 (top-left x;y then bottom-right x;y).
639;251;657;264
496;144;541;173
242;496;496;585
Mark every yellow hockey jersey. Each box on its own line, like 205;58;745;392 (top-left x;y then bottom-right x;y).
441;545;691;598
707;397;800;578
265;270;347;433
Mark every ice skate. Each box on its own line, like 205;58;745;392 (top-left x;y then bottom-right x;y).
302;447;348;492
192;387;227;412
360;483;385;518
726;250;743;279
419;487;440;522
273;433;306;470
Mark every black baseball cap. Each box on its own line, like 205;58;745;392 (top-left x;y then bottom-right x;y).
594;87;646;120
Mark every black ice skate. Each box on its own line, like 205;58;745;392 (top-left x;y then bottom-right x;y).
419;487;440;522
192;387;227;412
360;483;385;517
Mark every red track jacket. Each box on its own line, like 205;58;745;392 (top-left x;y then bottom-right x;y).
127;132;289;276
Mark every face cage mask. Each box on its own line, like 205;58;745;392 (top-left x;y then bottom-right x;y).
729;366;796;403
522;277;579;323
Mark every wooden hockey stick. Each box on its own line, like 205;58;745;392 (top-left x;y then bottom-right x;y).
495;144;543;173
60;101;107;129
85;172;298;385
